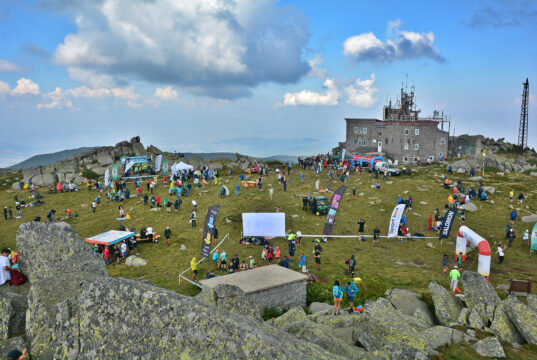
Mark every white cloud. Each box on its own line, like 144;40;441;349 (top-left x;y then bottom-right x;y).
37;87;75;110
282;78;340;107
343;20;444;63
307;55;327;80
0;59;22;72
11;78;40;96
50;0;310;99
155;86;178;101
344;74;378;107
0;81;10;95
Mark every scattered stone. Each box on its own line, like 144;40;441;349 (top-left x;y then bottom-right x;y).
180;245;187;250
427;243;434;248
386;181;393;184
530;172;537;176
403;190;409;194
11;182;22;190
496;172;504;176
469;176;484;181
225;217;232;223
490;200;495;204
309;302;333;314
522;214;537;223
379;209;385;212
472;337;506;358
125;255;148;267
483;186;495;194
429;281;463;326
291;214;299;218
358;192;364;196
413;212;422;217
369;201;375;205
420;201;428;205
396;261;426;267
496;284;510;292
460;202;478;212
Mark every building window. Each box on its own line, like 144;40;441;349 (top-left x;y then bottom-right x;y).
428;156;434;161
362;128;367;134
363;140;367;146
353;139;357;145
403;156;408;162
385;138;388;144
440;136;445;144
404;129;409;135
354;127;361;134
415;129;419;135
404;143;409;150
378;132;382;136
415;143;419;150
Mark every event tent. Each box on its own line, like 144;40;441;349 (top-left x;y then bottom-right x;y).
242;213;285;237
85;230;135;246
177;162;194;171
352;155;384;168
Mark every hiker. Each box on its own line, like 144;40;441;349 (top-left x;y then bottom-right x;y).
314;247;321;271
507;228;516;248
345;281;358;309
373;226;380;246
523;229;530;247
302;196;308;210
212;250;220;270
442;254;448;274
220;250;227;271
147;225;154;243
220;186;226;199
357;219;365;237
352;186;356;199
143;194;148;206
191;257;198;280
235;184;240;196
268;186;273;200
449;266;460;292
296;230;302;246
164;227;172;245
190;210;197;227
274;246;281;262
509;210;517;225
299;254;307;270
119;205;125;218
46;209;55;223
3;207;7;220
249;255;255;268
509;190;514;203
456;252;463;268
497;244;505;264
92;201;96;213
348;255;356;277
332;280;344;315
518;192;524;203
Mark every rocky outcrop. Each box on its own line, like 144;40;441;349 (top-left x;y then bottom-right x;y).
0;293;27;339
226;153;257;171
504;295;537;344
16;222;345;359
17;222;107;282
461;271;500;326
490;301;524;345
428;281;463;326
0;336;28;357
385;288;435;326
472;337;506;358
448;152;536;174
309;302;333;314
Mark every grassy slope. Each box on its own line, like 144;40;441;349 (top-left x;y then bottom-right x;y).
1;163;536;358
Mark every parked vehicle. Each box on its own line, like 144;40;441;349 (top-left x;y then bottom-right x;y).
374;162;401;176
310;196;329;215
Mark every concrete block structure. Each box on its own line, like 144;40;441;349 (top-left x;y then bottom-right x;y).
200;264;308;312
340;86;450;164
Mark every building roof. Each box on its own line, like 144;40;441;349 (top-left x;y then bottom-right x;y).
199;264;308;294
345;118;380;122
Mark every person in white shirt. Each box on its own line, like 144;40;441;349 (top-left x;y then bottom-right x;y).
0;248;12;286
296;230;302;246
523;230;530;247
497;244;505;264
120;242;127;259
147;226;154;243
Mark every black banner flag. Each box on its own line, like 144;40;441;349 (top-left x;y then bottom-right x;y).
323;186;346;236
440;208;458;239
201;205;220;258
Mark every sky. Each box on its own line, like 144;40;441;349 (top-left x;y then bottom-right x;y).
0;0;536;167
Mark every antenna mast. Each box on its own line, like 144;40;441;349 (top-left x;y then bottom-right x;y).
518;78;529;155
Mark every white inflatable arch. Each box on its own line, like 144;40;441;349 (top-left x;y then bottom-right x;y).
455;226;491;278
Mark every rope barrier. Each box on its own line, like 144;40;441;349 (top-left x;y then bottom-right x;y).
300;234;441;239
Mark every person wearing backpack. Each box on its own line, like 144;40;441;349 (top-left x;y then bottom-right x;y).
345;281;358;309
332;280;344;315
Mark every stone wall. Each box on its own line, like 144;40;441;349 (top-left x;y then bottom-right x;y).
246;279;307;312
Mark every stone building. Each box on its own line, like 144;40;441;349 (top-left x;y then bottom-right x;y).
341;87;449;164
200;264;308;314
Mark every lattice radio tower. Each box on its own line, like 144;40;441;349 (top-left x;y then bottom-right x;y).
518;78;529;154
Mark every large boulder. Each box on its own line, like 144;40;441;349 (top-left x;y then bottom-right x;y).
196;284;261;319
28;274;343;360
522;214;537;223
0;293;27;339
461;271;500;325
309;302;333;314
504;295;537;344
96;151;114;166
351;298;430;353
428;281;463;326
125;255;148;267
460;202;478;212
490;301;524;345
420;326;464;349
468;308;485;330
472;337;506;358
17;222;107;282
385;289;435;326
482;186;495;194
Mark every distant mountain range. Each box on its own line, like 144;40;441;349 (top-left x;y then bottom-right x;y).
8;147;96;170
5;148;299;171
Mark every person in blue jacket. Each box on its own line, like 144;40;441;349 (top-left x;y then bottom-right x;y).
345;281;359;308
332;280;344;315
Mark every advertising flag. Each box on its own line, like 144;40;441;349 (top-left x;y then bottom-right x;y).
201;205;220;258
341;149;346;162
112;164;118;181
104;169;109;187
440;208;458;239
388;204;406;238
163;159;169;175
155;154;163;172
531;222;537;252
323;186;346;236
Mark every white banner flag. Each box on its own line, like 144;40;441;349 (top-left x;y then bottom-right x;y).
387;204;406;238
124;160;134;174
104;169;110;187
171;163;178;176
155;154;163;172
341;149;346;162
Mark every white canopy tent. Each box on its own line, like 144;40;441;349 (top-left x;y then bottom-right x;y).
242;213;286;237
177;162;194;171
